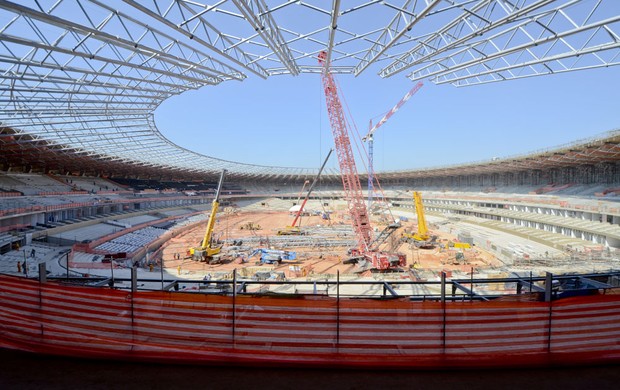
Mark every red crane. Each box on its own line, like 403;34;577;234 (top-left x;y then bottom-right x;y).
278;149;333;235
318;51;405;270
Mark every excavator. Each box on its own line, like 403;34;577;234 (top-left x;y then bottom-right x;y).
402;191;436;247
188;170;226;262
277;149;332;236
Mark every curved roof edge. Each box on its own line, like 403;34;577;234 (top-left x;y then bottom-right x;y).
2;125;618;183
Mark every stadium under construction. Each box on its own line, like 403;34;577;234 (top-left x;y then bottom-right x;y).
1;0;620;372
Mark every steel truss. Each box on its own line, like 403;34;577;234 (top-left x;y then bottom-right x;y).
377;129;620;182
0;1;618;180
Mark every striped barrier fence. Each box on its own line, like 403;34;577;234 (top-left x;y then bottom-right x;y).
0;274;619;368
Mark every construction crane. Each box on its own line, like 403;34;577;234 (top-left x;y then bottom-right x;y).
402;191;435;246
278;149;333;236
295;180;310;206
412;191;429;241
318;51;405;270
363;81;423;209
188;170;226;262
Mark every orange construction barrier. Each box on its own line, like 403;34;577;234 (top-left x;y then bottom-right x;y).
0;274;618;368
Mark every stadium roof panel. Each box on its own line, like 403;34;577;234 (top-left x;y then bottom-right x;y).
0;1;619;180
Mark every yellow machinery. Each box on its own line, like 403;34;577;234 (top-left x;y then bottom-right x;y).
452;242;471;249
239;221;261;231
189;170;226;261
402;191;431;243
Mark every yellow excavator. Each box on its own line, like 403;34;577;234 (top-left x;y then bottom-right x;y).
188;170;226;262
402;191;434;245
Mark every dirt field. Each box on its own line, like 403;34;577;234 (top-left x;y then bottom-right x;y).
160;210;502;280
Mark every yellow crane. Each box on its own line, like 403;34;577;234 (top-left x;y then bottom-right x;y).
189;170;226;261
413;191;429;241
402;191;431;243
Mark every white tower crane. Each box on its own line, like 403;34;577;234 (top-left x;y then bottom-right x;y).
363;81;423;209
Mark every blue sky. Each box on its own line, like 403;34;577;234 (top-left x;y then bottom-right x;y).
155;65;620;172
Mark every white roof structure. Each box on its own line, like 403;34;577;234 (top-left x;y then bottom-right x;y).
0;1;618;180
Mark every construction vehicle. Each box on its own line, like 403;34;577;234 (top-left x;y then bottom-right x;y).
346;221;404;268
240;221;261;231
277;149;332;236
248;248;297;265
402;191;437;247
188;170;226;262
319;51;405;270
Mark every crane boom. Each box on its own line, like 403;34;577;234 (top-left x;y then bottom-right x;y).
318;51;372;251
189;170;226;261
279;149;333;236
290;148;333;228
363;81;423;210
201;169;227;249
413;191;429;240
362;81;423;141
295;180;310;206
319;52;406;270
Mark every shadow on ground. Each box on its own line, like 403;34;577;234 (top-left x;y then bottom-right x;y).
1;349;618;390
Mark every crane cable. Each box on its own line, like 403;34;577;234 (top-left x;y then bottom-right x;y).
334;77;396;223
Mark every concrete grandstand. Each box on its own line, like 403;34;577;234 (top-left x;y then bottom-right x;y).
1;1;620;374
0;0;620;278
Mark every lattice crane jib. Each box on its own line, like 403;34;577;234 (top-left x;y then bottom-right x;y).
364;81;424;208
318;51;372;251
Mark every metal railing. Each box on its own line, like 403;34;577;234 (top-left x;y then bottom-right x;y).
34;265;620;303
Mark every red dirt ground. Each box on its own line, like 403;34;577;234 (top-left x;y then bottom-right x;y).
161;210;502;279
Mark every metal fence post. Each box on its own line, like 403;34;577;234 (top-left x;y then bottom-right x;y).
38;262;46;284
37;262;46;338
22;250;27;278
336;270;340;349
65;252;70;281
131;266;137;293
160;255;164;291
233;269;237;345
545;272;553;353
441;271;446;353
544;272;553;302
